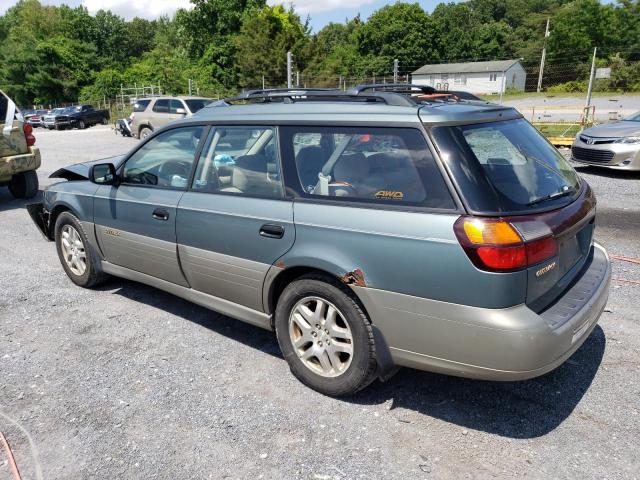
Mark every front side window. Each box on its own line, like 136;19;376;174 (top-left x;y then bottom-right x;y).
281;126;455;209
122;126;204;188
169;99;185;114
184;99;211;113
152;99;169;113
191;126;283;198
432;118;581;213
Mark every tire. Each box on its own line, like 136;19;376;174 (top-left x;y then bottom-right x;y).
101;117;108;125
78;120;86;129
8;170;38;199
54;212;107;288
139;127;152;140
275;274;377;396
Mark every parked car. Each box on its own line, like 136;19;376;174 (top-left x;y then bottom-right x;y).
571;111;640;170
24;109;47;128
0;91;41;198
130;96;212;140
43;107;70;130
43;105;110;130
27;85;610;396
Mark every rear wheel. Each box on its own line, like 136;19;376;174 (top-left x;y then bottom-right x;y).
139;127;152;140
54;212;107;288
8;170;38;199
275;275;377;396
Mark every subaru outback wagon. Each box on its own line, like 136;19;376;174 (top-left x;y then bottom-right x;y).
28;85;611;396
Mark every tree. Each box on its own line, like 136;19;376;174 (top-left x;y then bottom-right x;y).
235;5;308;88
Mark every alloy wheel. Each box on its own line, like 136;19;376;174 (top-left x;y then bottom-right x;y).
288;296;354;377
60;225;87;276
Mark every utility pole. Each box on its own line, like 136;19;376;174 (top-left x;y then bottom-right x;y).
287;51;293;88
536;17;550;93
262;75;265;90
188;79;192;96
296;71;300;87
586;47;597;111
393;59;399;83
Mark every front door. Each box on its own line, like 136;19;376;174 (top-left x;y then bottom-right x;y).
94;125;206;286
176;126;294;312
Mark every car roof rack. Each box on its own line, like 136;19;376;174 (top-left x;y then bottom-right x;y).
348;83;437;95
223;87;418;107
219;84;472;108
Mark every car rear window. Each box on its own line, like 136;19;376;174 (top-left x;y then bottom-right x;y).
431;119;581;213
133;99;151;112
280;126;455;209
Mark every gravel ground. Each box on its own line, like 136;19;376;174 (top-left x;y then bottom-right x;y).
502;95;640;122
0;126;639;479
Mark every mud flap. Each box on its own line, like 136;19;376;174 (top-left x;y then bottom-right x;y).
26;202;51;240
371;324;400;382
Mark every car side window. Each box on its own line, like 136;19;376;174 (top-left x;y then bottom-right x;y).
191;126;283;199
152;99;169;114
282;126;455;209
133;99;151;112
169;100;185;114
121;126;205;188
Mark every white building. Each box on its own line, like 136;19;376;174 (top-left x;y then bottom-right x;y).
411;59;527;95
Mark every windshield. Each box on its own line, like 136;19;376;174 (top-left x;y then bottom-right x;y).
625;111;640;122
432;118;581;213
184;99;211;113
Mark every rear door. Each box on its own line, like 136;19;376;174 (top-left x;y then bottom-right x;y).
150;99;182;130
94;125;206;285
176;125;294;312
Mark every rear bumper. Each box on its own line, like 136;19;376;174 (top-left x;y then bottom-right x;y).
354;243;611;381
0;147;41;182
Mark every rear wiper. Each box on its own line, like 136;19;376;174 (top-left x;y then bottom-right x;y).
527;186;576;206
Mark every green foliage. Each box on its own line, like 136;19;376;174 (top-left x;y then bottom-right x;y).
1;0;639;106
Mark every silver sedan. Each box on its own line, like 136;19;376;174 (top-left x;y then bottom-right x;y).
571;111;640;170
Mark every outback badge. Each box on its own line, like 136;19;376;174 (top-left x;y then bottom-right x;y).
536;261;557;277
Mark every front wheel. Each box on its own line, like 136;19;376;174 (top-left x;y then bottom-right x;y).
77;120;86;129
275;275;377;396
54;212;107;288
8;170;38;199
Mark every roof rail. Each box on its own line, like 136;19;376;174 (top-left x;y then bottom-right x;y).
223;87;417;107
349;83;437;95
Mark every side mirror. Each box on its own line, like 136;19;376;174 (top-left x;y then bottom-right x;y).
175;108;186;115
89;163;117;185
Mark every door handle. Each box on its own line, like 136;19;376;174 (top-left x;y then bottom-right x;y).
152;208;170;221
260;224;285;239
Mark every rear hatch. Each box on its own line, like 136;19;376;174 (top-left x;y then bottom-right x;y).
430;117;595;312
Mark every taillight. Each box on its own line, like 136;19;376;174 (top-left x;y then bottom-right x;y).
23;123;36;146
454;216;558;272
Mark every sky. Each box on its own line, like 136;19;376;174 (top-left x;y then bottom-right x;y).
0;0;448;32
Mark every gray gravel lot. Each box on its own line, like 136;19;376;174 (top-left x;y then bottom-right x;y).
1;126;639;479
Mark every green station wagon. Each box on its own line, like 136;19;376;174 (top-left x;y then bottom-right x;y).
28;86;611;396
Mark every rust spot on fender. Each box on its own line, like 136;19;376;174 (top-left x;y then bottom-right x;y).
275;261;286;269
340;268;366;287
